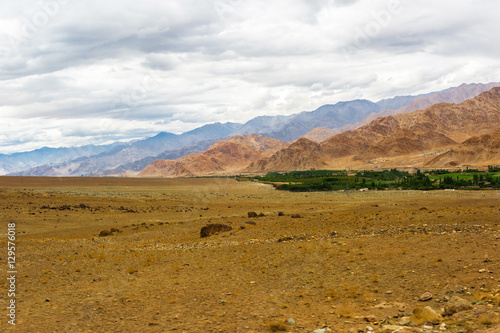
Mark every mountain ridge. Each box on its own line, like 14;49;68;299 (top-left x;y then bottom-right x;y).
243;87;500;173
6;82;500;176
139;134;289;177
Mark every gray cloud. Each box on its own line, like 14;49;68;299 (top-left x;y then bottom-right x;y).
0;0;499;153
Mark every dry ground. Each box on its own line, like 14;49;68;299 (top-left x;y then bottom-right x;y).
0;177;499;333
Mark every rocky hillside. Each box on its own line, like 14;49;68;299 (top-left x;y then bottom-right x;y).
348;82;500;130
425;129;500;168
246;87;500;172
302;127;338;143
139;134;288;177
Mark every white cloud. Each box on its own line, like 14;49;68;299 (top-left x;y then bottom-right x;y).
0;0;499;153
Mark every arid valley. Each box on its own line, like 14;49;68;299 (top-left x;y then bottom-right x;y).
1;177;499;332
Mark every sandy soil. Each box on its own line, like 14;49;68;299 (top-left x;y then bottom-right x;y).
0;177;499;332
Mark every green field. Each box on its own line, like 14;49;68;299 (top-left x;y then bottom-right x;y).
241;168;500;192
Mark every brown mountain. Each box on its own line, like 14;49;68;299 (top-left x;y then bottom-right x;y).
245;138;329;172
425;129;500;168
346;82;500;130
355;129;457;160
247;87;500;172
139;134;288;177
302;127;338;143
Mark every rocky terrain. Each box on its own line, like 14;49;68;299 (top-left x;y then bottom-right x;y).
347;82;500;131
303;128;339;143
139;134;289;177
244;87;500;173
425;129;500;168
0;177;499;332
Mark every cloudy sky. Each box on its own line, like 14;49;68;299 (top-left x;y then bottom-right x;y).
0;0;499;154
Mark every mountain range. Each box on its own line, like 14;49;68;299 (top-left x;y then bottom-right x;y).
5;82;500;176
143;87;500;177
139;134;288;177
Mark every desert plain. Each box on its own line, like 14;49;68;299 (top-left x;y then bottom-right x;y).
0;176;499;332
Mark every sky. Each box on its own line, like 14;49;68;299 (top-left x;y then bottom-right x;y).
0;0;499;154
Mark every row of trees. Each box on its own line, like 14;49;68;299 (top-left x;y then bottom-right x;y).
257;168;500;192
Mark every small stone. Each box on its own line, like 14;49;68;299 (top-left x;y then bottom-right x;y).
479;269;487;273
398;316;411;326
99;229;113;237
313;329;326;333
365;315;377;322
419;292;433;301
439;323;447;331
423;325;433;331
382;326;423;333
366;326;374;331
386;290;393;294
287;318;296;325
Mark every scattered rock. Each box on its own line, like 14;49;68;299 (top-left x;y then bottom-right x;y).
411;306;441;325
99;230;113;237
291;214;302;218
484;254;491;262
286;318;296;325
442;296;472;316
200;224;233;238
365;315;377;322
258;213;266;217
110;228;121;233
419;292;433;301
278;211;285;216
247;211;258;218
439;323;447;331
313;329;326;333
382;325;423;333
398;316;411;326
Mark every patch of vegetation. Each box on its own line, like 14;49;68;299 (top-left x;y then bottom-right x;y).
251;168;500;192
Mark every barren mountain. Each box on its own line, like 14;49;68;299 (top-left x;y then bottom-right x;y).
234;100;382;142
248;87;500;172
245;138;329;172
139;134;288;177
302;127;339;143
354;129;457;161
348;82;500;130
12;122;242;177
425;129;500;168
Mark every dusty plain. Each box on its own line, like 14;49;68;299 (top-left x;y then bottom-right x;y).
0;176;499;332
